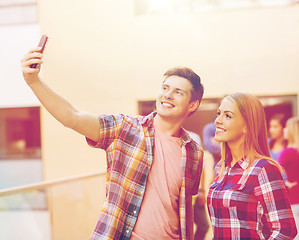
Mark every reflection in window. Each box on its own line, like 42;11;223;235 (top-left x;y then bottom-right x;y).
0;107;41;160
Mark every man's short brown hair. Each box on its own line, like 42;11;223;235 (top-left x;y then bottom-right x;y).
163;67;204;104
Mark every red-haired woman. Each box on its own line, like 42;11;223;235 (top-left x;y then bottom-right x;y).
207;93;297;239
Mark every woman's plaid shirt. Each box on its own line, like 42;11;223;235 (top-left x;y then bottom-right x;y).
87;112;203;240
207;158;297;239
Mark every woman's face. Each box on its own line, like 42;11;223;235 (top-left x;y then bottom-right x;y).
269;119;283;140
214;98;246;146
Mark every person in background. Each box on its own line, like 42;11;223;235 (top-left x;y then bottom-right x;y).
269;113;288;160
277;117;299;240
203;122;221;166
21;45;204;240
207;92;297;239
187;130;210;240
193;169;210;240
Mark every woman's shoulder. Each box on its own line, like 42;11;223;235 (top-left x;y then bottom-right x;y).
253;158;272;167
252;158;281;174
251;158;284;183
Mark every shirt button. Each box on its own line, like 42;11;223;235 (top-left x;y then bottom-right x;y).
133;210;137;214
126;230;130;233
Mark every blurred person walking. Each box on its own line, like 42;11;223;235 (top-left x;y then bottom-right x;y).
187;131;211;240
268;113;288;160
278;117;299;240
203;122;221;167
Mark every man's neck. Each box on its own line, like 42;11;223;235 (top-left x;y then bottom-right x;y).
153;115;184;137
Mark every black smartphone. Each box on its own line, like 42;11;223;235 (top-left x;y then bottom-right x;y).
30;35;48;68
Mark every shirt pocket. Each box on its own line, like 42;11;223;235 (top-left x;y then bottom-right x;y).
207;181;221;207
222;184;246;209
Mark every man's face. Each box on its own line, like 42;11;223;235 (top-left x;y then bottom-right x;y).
156;75;197;120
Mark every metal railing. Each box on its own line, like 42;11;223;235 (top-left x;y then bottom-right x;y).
0;171;107;240
0;171;106;197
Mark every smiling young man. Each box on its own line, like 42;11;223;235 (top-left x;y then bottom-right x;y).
21;48;204;240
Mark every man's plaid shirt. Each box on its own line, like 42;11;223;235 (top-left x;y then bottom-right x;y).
207;158;297;239
87;112;203;240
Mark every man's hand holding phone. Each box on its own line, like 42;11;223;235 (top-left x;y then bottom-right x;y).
21;35;48;85
30;35;48;68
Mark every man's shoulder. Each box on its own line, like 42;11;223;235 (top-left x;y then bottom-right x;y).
100;114;144;124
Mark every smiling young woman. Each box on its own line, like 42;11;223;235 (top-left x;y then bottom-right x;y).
207;92;297;240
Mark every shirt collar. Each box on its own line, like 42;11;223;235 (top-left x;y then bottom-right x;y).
239;157;249;170
140;112;157;126
225;157;249;170
180;128;193;144
140;112;192;144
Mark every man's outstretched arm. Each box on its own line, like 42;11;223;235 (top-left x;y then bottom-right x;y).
21;47;100;142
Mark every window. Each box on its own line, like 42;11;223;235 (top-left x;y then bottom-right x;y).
0;0;37;26
0;107;41;160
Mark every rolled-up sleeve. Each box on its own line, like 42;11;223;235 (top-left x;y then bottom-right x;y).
86;114;125;149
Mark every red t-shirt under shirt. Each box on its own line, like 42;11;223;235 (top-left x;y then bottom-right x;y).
130;127;183;240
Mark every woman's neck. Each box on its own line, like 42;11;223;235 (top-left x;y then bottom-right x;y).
228;141;245;166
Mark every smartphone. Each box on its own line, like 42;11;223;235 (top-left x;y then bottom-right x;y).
30;35;48;68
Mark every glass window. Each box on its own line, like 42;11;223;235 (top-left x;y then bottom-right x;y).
0;0;37;26
0;107;41;160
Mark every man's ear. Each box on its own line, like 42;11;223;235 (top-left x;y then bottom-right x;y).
189;100;199;113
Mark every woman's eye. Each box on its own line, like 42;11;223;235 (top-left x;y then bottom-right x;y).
226;114;232;119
